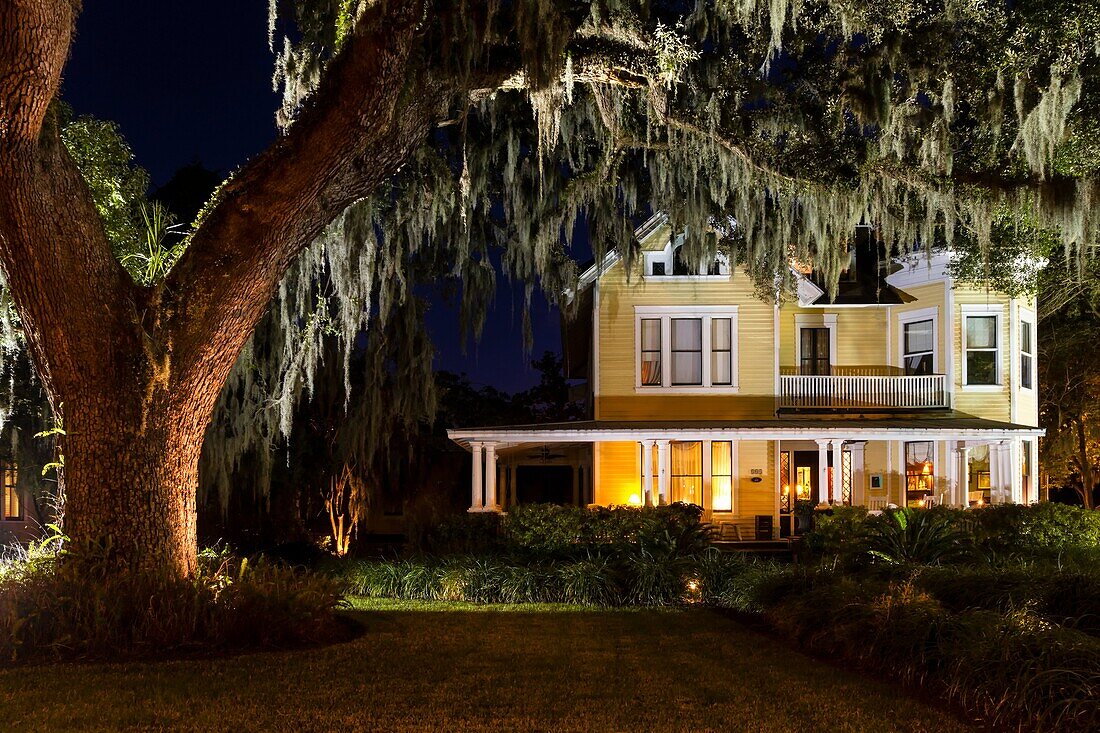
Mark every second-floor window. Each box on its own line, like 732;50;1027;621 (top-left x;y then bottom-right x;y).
903;319;934;375
965;314;1000;385
635;307;738;391
1020;320;1034;390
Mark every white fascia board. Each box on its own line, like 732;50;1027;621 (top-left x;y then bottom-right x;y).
888;250;951;289
447;425;1045;448
570;213;671;298
795;271;825;306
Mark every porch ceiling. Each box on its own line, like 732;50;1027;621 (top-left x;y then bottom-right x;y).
447;413;1044;449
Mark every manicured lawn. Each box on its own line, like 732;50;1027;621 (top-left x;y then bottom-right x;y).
1;601;971;732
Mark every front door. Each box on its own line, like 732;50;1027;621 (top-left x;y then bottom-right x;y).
800;327;831;375
780;450;820;536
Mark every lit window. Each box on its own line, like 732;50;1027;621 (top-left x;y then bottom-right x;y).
2;464;19;521
1020;321;1034;390
905;442;934;507
903;319;934;376
965;315;999;385
711;441;733;512
640;319;662;385
671;442;702;506
671;319;702;386
1021;439;1032;503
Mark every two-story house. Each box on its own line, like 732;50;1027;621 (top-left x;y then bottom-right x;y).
448;215;1044;538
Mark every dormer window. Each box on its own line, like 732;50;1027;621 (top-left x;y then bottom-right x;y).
645;240;729;278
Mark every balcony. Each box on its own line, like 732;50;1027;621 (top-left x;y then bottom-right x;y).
779;366;949;411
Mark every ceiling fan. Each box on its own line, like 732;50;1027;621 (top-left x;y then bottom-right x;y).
526;446;567;462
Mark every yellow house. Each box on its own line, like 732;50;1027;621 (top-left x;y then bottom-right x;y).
449;215;1043;538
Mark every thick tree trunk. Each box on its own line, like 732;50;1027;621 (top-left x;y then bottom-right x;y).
61;392;208;576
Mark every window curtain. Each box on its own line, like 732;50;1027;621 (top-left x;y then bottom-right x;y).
711;318;732;385
711;441;733;512
671;441;703;505
671;319;702;384
640;319;662;385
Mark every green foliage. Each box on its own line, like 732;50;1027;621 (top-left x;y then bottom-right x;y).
767;572;1100;732
863;508;976;566
59;115;151;260
0;543;343;661
804;504;1100;566
420;503;711;560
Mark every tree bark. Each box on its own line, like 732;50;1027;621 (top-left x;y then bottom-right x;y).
0;0;464;577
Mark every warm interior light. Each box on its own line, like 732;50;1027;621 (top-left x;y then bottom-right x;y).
922;462;932;475
795;484;804;496
977;498;985;506
918;499;926;507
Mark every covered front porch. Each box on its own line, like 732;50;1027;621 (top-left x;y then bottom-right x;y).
449;417;1044;539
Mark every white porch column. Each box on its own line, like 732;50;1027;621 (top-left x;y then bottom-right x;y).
641;440;655;506
849;442;866;506
989;441;1005;504
959;445;971;507
469;442;484;511
656;440;671;505
484;443;499;510
1009;439;1023;505
816;439;830;504
832;439;844;505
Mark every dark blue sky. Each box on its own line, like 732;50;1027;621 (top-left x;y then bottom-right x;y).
62;1;563;393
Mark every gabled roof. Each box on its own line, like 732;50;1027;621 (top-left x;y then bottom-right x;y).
569;214;916;308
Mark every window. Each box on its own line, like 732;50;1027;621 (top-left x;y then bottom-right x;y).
1020;320;1034;390
711;441;733;512
800;328;831;376
711;318;733;386
672;245;693;275
905;442;934;507
965;314;999;385
670;441;702;505
635;307;738;390
2;464;19;521
903;319;934;375
640;319;662;386
671;319;702;385
651;261;666;276
1021;440;1033;504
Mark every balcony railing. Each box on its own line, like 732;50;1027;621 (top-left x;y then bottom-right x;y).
779;368;948;410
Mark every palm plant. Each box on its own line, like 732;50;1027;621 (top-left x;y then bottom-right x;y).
864;508;974;566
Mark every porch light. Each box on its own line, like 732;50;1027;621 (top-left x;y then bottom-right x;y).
918;499;926;507
795;484;804;496
628;493;642;506
782;484;790;495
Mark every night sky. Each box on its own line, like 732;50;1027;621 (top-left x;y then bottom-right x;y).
61;2;564;394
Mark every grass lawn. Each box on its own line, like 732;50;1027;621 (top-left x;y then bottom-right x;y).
1;600;971;732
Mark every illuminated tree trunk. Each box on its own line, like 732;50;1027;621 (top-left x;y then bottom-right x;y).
0;0;453;578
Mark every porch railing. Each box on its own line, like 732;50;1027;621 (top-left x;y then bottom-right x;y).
779;373;948;410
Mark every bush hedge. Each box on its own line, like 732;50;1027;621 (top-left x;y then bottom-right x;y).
807;503;1100;566
418;502;712;559
0;542;344;661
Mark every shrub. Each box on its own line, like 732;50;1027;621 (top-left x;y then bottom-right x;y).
862;508;975;565
555;556;620;606
761;569;1100;732
0;543;344;661
971;503;1100;561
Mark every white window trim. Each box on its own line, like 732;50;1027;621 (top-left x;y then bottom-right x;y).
897;306;940;374
961;304;1005;391
1019;310;1036;393
634;305;739;393
794;313;838;370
